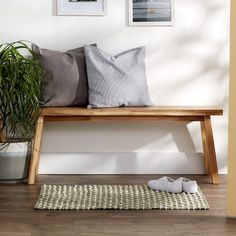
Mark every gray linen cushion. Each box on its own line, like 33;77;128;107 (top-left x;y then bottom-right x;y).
84;45;153;108
32;44;94;107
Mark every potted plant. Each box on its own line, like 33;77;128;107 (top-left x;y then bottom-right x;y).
0;41;43;182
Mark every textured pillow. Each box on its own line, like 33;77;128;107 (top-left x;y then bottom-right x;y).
32;44;95;107
84;45;153;108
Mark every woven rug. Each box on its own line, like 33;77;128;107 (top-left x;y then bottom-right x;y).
34;184;209;210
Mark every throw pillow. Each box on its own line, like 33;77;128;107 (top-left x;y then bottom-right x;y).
84;45;153;108
32;44;95;107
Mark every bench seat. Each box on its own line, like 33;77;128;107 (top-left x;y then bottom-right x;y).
41;106;223;117
28;106;223;185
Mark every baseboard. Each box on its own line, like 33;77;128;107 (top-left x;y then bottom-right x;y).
39;152;214;175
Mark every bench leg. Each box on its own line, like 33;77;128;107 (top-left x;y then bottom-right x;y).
201;121;209;175
0;120;6;143
28;116;44;185
201;116;220;184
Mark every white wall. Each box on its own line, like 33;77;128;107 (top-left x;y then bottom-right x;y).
0;0;230;174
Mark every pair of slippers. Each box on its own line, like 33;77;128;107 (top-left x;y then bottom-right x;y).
148;176;198;194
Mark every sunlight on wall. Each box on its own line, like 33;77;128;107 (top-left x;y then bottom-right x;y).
0;0;230;174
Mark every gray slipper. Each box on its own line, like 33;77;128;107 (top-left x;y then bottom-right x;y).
176;177;198;194
148;176;182;193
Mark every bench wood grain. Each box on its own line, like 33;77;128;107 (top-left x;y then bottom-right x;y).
27;106;223;185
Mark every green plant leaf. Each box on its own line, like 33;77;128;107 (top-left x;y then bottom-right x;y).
0;41;43;142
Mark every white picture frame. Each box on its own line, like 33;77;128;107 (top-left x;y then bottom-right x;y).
57;0;106;16
129;0;174;27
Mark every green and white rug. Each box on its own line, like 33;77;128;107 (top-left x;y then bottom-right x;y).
34;184;209;210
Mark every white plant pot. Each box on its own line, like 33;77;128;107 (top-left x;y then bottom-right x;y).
0;142;31;182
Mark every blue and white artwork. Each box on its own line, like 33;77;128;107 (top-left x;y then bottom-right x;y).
130;0;174;26
68;0;96;2
57;0;105;15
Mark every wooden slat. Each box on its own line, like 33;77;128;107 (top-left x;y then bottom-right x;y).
44;116;205;122
28;117;44;185
0;120;6;143
201;121;210;175
203;116;220;184
41;106;223;117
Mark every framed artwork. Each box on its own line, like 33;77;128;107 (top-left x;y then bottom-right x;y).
57;0;106;16
129;0;174;26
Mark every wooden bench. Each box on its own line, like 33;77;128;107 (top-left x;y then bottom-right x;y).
28;106;223;185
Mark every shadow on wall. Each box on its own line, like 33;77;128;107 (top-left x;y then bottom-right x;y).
148;1;229;105
52;0;57;16
42;121;197;153
146;0;229;172
38;0;229;174
41;118;203;175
